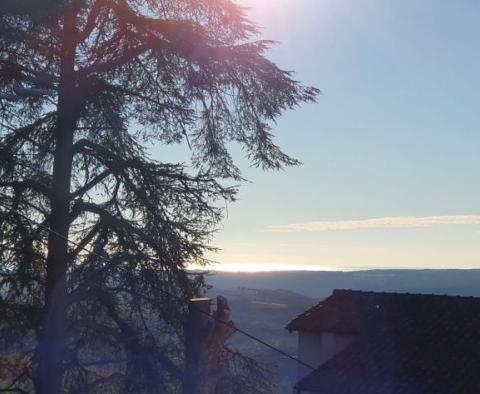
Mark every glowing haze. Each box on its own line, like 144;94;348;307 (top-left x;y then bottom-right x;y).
200;0;480;272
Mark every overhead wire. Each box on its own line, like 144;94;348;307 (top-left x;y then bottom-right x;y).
0;194;316;371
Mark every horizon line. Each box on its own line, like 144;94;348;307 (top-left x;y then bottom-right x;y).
187;262;480;273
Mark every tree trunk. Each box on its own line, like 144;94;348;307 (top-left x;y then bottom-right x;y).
35;9;77;394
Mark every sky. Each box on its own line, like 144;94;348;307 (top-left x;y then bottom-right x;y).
183;0;480;271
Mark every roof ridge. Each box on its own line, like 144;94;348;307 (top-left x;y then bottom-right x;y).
286;300;326;331
286;289;480;332
332;288;480;299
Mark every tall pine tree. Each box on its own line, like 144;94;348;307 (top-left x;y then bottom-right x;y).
0;1;318;392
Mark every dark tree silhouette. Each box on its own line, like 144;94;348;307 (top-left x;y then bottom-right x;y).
0;1;318;392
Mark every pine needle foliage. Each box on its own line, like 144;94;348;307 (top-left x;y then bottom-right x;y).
0;1;318;392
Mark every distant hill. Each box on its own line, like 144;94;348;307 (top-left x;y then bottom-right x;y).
207;269;480;298
207;287;317;393
207;287;316;355
206;269;480;392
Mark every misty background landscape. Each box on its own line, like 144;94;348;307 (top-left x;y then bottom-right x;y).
208;269;480;391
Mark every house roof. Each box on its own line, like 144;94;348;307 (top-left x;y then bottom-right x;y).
288;290;480;394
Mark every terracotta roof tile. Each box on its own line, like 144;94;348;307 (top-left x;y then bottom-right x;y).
288;290;480;393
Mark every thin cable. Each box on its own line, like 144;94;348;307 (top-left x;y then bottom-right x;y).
0;196;316;371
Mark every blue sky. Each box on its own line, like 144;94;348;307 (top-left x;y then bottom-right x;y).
184;0;480;270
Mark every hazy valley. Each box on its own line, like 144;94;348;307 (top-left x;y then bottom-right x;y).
207;269;480;391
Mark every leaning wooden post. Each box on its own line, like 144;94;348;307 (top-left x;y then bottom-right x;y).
185;298;212;394
184;296;235;394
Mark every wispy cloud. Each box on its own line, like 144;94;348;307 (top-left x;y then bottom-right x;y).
268;215;480;232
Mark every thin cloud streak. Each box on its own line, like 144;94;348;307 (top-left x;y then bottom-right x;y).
268;215;480;232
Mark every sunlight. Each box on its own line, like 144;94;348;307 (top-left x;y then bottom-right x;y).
238;0;333;65
239;0;298;26
188;262;339;272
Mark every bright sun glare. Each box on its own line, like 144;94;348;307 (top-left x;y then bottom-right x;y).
188;262;339;272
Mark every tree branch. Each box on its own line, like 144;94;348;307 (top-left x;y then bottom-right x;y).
67;222;102;260
75;0;106;44
0;180;51;199
70;169;111;199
